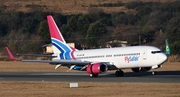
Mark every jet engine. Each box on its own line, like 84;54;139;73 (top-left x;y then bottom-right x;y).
86;63;108;74
131;67;151;72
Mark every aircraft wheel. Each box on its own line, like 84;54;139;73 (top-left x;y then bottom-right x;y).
115;71;120;77
152;69;156;75
89;74;98;78
120;71;124;76
115;70;124;77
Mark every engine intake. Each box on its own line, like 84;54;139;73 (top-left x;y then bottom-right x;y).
86;63;107;74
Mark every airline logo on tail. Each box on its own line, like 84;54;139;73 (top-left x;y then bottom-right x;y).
165;39;170;56
47;15;75;60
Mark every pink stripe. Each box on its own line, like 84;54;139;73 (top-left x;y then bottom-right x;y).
71;50;75;59
70;47;75;59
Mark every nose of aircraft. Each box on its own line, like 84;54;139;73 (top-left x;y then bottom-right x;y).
161;53;168;62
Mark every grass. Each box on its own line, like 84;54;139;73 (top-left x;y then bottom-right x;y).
1;0;174;14
0;82;180;97
0;61;180;97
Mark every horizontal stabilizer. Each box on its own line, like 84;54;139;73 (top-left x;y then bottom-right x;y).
16;53;57;58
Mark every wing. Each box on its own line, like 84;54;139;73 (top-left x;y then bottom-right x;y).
17;53;57;58
21;59;118;70
22;59;90;65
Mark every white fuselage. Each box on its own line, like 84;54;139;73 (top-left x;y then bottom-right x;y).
73;46;167;69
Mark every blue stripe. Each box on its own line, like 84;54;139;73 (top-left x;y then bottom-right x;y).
52;38;72;59
52;43;64;59
52;39;71;52
65;52;71;60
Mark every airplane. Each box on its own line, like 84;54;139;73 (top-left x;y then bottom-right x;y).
7;15;169;77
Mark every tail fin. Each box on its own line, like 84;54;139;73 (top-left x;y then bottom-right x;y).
47;15;75;60
5;47;16;61
165;39;170;56
47;15;66;44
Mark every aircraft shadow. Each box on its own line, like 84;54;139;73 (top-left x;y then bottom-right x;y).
106;70;180;77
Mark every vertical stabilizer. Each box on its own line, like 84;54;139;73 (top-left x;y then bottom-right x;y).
5;47;16;61
47;15;75;60
165;39;170;56
47;15;66;44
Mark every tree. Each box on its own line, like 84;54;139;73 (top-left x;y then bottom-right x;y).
137;7;152;17
150;31;166;50
67;15;78;32
86;19;107;48
165;14;180;55
111;12;128;26
171;41;180;54
37;20;50;43
0;23;8;36
76;15;89;35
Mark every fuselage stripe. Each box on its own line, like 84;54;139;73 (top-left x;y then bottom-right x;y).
52;43;65;59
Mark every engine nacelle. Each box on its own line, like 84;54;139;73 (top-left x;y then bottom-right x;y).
73;66;83;70
131;67;151;72
86;63;107;74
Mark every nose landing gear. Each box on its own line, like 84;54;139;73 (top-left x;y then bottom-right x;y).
152;69;156;75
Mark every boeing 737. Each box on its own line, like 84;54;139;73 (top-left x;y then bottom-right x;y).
8;15;169;77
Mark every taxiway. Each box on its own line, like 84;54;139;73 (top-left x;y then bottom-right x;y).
0;71;180;83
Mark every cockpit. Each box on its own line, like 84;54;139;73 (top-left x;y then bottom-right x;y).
151;51;162;54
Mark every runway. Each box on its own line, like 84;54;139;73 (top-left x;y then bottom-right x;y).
0;71;180;83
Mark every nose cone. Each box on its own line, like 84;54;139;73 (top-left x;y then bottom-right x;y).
161;53;168;63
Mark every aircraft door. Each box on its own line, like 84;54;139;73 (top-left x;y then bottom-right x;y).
142;50;147;60
157;53;159;60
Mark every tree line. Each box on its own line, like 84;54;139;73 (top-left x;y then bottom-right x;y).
0;1;180;55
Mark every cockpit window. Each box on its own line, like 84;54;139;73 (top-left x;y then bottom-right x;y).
151;51;162;54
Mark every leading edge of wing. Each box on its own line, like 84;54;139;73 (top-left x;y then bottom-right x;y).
21;59;91;65
17;53;57;58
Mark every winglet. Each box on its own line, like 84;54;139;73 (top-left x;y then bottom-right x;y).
165;39;170;56
5;47;16;61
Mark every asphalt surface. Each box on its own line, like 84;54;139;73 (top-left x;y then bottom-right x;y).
0;71;180;83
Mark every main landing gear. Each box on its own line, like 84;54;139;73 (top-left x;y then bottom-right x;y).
89;74;98;78
115;70;124;77
89;70;124;78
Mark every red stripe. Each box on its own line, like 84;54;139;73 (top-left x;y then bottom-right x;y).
47;15;64;42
